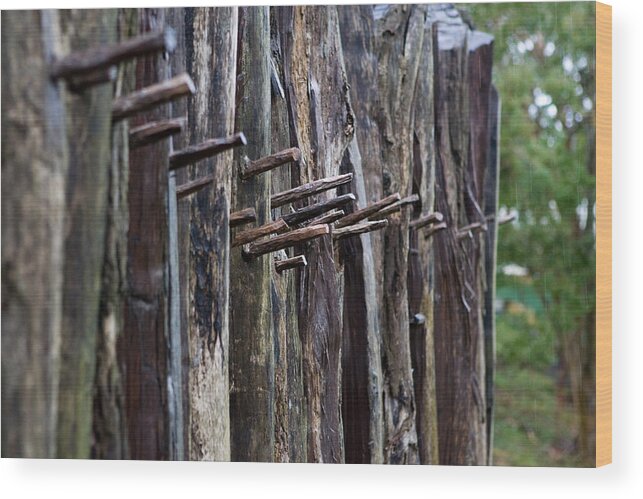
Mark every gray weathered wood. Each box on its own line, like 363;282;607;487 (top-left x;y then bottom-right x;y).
281;193;355;226
241;146;301;179
169;132;247;170
424;222;447;239
270;173;353;208
332;220;388;240
112;73;195;121
309;209;345;226
335;193;400;228
1;9;67;459
56;9;117;459
368;194;420;220
129;117;186;149
230;6;275;463
409;212;444;230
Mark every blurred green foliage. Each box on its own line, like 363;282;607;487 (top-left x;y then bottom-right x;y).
458;2;597;466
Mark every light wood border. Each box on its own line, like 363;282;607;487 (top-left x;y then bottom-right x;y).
595;1;612;468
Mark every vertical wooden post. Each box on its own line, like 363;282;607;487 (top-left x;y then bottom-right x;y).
376;4;427;464
56;9;117;459
407;9;439;465
121;9;171;461
229;5;275;462
1;10;67;459
178;6;238;461
337;5;386;464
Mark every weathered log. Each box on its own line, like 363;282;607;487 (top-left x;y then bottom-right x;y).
67;65;117;92
243;224;329;258
121;9;172;461
432;5;494;465
169;132;247;170
275;255;308;273
112;73;196;121
409;212;444;230
175;174;214;199
179;6;238;462
376;4;427;465
335;193;400;228
369;194;420;220
337;5;386;464
309;209;346;226
281;193;355;226
56;9;117;459
424;222;447;239
456;221;488;239
232;219;289;247
129;117;186;149
229;207;257;228
240;146;301;179
269;6;307;463
51;27;177;80
230;6;275;463
332;220;388;240
1;9;67;458
270;173;353;208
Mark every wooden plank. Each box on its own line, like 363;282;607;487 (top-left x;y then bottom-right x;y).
368;194;420;220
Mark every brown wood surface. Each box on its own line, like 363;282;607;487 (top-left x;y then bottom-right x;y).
51;27;176;80
332;220;388;240
271;173;353;208
241;146;301;179
229;207;257;228
274;255;307;273
169;132;246;170
175;174;214;199
335;193;400;228
232;219;289;247
129;117;186;148
281;193;355;227
243;224;329;258
112;72;195;121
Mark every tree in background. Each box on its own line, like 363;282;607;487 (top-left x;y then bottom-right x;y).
461;2;596;464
